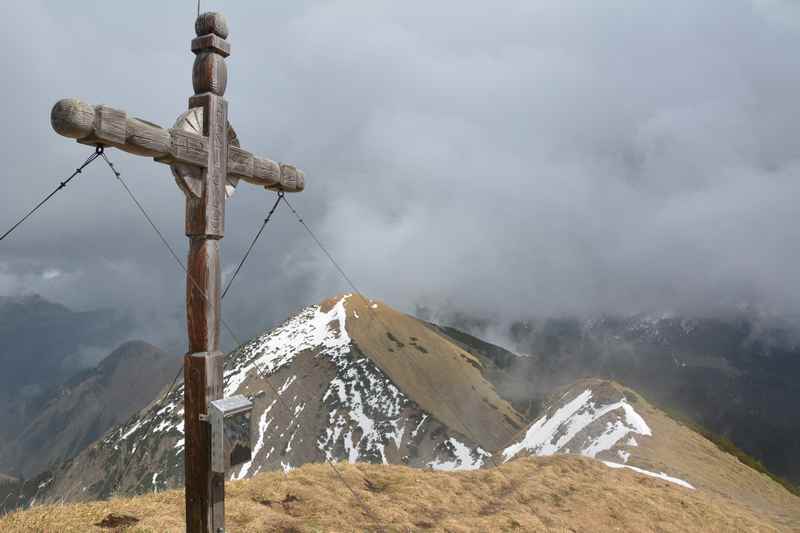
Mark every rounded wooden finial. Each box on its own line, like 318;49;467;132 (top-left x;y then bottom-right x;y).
51;98;95;139
195;12;229;39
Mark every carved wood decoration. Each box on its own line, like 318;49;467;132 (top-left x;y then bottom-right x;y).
50;100;304;193
50;11;307;533
171;107;240;200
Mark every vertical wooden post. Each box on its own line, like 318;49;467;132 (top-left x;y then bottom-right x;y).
183;12;230;533
49;14;306;531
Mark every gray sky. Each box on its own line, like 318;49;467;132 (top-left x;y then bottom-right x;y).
2;0;800;353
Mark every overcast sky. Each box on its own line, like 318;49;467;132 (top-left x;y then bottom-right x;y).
2;0;800;353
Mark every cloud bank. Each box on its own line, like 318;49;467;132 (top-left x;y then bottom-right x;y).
2;1;800;350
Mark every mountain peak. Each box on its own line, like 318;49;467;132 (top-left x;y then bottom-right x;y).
500;377;800;526
0;293;69;314
34;294;527;500
0;339;180;482
19;296;800;530
96;340;166;373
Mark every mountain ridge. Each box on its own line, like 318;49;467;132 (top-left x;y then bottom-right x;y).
437;309;800;486
28;294;517;504
0;294;132;446
0;340;180;481
7;294;798;529
499;378;800;528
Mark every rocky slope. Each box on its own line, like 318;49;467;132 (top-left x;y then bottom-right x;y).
501;379;800;529
439;311;800;486
0;456;790;532
0;341;180;480
33;295;524;503
0;295;131;443
14;295;799;530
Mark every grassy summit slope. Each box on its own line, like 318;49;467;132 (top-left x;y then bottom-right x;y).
339;295;525;450
0;455;784;533
499;379;800;529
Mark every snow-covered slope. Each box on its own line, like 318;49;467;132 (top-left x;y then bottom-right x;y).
501;387;652;462
36;295;519;503
500;380;694;489
499;377;800;527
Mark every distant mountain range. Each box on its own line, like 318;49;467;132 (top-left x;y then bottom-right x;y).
30;295;524;502
0;341;180;480
0;294;132;444
6;294;796;529
0;296;180;514
502;379;798;527
437;311;800;487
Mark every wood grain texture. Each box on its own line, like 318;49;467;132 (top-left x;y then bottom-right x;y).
195;12;229;39
94;106;127;146
168;130;209;169
169;106;240;202
185;237;220;350
50;98;95;139
186;20;230;531
51;98;307;193
124;118;172;157
205;352;225;529
247;155;281;187
184;238;222;533
51;10;309;533
228;146;254;179
193;52;228;97
183;351;220;533
275;164;305;192
183;94;228;238
183;353;211;532
191;34;231;58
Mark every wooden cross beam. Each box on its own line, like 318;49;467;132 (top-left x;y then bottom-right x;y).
50;12;305;533
50;99;305;194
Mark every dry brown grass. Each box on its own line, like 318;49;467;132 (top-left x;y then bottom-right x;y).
619;386;800;529
1;455;790;532
339;295;525;451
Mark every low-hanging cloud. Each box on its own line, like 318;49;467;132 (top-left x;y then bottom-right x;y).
2;0;800;352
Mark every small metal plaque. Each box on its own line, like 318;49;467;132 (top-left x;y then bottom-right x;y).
208;395;253;473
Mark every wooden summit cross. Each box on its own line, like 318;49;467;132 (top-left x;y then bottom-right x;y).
50;12;304;533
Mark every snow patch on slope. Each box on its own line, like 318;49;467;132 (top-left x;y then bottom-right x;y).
502;389;651;462
500;387;695;489
428;438;490;471
95;293;490;489
224;296;354;396
96;297;360;484
315;297;411;464
603;461;695;489
232;295;482;470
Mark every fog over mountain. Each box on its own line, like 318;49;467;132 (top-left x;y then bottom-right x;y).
2;1;800;350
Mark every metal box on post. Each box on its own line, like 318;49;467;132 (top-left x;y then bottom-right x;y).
208;395;253;473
